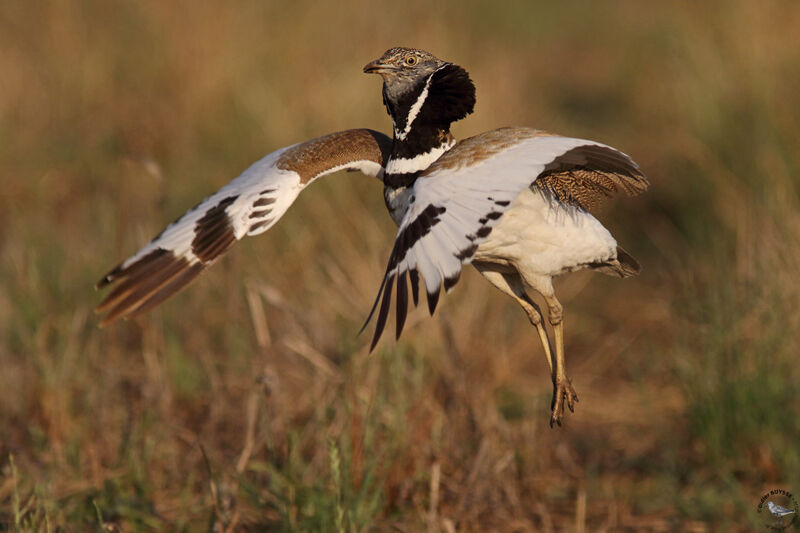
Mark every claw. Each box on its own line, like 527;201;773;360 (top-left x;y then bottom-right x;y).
549;379;579;428
566;387;579;413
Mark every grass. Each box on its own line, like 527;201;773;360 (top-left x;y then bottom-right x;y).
2;0;800;530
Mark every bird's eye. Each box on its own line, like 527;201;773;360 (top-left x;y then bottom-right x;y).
405;56;417;66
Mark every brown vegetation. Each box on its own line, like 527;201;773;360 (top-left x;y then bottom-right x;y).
2;1;799;530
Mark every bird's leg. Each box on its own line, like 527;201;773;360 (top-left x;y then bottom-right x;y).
528;300;554;378
474;266;554;376
544;294;578;427
516;291;554;377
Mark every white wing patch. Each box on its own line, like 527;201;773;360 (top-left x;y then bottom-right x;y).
365;134;630;349
97;129;391;326
118;149;296;269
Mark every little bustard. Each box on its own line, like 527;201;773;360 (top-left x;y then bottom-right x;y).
97;47;648;426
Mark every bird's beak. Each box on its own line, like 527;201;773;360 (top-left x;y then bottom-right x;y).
363;60;393;74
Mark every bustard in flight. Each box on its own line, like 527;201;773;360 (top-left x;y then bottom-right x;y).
96;47;648;426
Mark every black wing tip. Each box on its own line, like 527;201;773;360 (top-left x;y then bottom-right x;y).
409;269;420;308
96;263;125;290
395;271;408;341
426;286;440;316
456;243;478;261
359;273;389;338
368;333;380;353
369;273;395;353
443;271;460;293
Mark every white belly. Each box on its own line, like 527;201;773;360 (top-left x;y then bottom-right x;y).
475;189;617;276
384;185;413;226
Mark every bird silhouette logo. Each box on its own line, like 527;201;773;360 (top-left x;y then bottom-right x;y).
758;489;799;530
768;501;796;518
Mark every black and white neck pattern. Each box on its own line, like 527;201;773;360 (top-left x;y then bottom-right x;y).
384;133;456;182
383;132;455;224
381;63;475;221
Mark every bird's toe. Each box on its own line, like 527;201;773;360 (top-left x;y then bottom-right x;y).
549;379;578;427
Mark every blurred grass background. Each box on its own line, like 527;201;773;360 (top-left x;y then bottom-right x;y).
2;0;799;530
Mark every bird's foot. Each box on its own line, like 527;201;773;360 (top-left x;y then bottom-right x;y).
549;378;579;427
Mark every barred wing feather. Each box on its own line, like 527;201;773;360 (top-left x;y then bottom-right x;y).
96;129;391;325
365;128;646;349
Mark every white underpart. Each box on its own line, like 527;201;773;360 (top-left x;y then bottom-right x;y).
384;186;415;225
385;138;455;175
395;73;433;141
475;188;616;277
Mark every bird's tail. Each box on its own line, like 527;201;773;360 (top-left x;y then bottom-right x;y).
590;246;641;278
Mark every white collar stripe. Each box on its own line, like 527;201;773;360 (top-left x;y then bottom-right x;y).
385;139;455;174
395;73;433;141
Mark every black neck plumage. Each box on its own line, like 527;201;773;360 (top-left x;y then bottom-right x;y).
382;63;476;189
383;171;420;189
390;127;454;160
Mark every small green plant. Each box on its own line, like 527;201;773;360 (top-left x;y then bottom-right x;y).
329;439;345;533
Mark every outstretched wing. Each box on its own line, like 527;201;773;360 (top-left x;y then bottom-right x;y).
96;128;392;326
365;127;647;349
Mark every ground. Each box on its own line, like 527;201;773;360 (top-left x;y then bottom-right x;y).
2;1;800;530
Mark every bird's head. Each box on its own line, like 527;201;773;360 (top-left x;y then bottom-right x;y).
364;47;475;130
363;47;445;101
